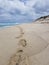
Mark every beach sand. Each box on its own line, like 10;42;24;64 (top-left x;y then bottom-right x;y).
0;23;49;65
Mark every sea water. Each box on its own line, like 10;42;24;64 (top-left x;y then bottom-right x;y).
0;22;19;28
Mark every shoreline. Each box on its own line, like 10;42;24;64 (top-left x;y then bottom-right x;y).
0;22;33;30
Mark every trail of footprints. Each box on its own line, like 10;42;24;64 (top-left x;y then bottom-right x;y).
8;26;28;65
15;26;24;39
8;50;27;65
8;39;29;65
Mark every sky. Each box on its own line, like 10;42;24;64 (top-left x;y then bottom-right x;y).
0;0;49;23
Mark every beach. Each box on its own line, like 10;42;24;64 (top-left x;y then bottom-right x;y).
0;23;49;65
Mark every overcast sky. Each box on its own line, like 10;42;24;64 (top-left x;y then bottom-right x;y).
0;0;49;23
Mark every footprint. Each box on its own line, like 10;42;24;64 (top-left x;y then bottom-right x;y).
8;49;27;65
19;39;27;47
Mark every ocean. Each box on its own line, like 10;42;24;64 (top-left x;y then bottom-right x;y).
0;21;33;28
0;23;19;28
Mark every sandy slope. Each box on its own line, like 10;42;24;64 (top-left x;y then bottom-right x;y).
0;23;49;65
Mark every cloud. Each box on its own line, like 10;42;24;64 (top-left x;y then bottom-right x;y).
0;0;49;23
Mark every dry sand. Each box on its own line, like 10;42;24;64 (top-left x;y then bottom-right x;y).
0;23;49;65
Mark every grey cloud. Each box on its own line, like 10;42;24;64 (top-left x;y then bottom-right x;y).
9;9;21;15
0;0;49;23
0;7;5;14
